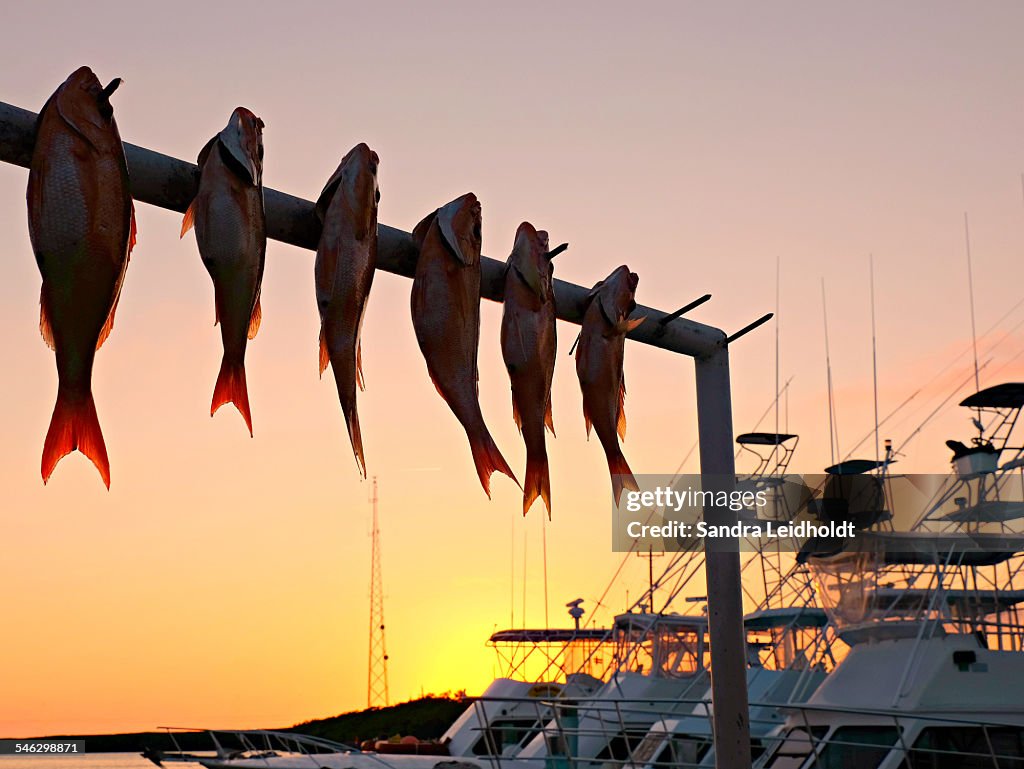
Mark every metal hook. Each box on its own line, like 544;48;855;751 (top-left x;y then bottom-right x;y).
568;331;582;356
723;313;774;345
545;243;569;259
658;294;712;327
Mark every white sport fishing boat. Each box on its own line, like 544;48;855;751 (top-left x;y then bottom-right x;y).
745;383;1024;768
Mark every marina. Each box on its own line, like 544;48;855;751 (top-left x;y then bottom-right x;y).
3;6;1024;769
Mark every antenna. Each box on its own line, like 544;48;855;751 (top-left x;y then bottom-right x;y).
869;254;880;467
821;279;840;464
367;476;389;708
964;213;983;438
774;255;781;472
964;213;981;394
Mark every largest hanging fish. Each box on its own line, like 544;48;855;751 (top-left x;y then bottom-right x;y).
500;223;563;516
410;193;518;497
575;266;645;505
181;107;266;435
314;143;380;476
28;66;137;489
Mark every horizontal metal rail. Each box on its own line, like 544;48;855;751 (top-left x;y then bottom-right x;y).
0;100;728;359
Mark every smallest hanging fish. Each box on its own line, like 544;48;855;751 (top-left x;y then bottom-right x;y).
500;223;565;516
314;143;380;477
181;108;266;435
575;266;645;505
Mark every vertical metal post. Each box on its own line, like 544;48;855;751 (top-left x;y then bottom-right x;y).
694;347;751;769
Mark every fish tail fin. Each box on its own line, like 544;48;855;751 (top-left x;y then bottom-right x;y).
41;391;110;489
608;450;639;506
523;449;551;517
469;429;520;499
342;402;367;479
211;358;253;436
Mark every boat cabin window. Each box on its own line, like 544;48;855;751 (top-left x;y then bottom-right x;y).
812;726;899;769
763;726;828;769
470;718;542;756
593;729;650;764
646;734;712;768
900;726;1024;768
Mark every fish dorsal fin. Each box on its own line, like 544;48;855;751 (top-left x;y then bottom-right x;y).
437;198;468;265
217;113;260;186
39;288;55;350
247;295;262;340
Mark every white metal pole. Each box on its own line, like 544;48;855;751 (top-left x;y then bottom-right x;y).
695;347;751;769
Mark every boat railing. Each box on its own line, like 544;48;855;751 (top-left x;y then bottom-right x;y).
150;727;395;767
752;702;1024;769
455;694;1024;769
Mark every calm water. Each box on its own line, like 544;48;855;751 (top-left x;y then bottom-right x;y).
0;755;156;769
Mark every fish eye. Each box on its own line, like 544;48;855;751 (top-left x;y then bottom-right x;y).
375;189;381;203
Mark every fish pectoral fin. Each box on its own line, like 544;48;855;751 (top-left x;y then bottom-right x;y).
180;199;196;238
614;316;646;335
247;296;262;340
39;288;55;351
129;202;138;255
319;328;329;377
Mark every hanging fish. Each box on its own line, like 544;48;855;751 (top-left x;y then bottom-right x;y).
314;143;380;476
410;193;518;497
181;107;266;435
575;266;645;505
500;223;564;516
28;66;137;489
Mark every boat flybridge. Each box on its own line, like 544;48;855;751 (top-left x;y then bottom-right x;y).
738;384;1024;769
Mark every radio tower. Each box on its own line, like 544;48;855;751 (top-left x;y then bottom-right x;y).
367;476;389;708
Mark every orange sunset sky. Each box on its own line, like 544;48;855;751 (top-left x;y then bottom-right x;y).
4;1;1024;737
